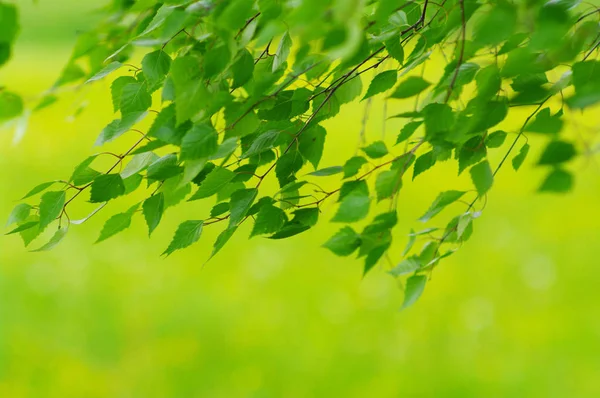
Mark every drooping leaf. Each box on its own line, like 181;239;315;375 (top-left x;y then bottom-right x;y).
90;174;126;203
402;274;427;309
362;70;397;100
229;188;258;227
539;168;573;193
419;191;466;222
189;167;236;201
39;191;66;231
470;161;493;196
96;205;138;243
324;226;361;256
163;220;204;256
143;193;165;236
32;227;69;252
538;141;576;165
389;76;431;99
251;204;287;237
512;143;530;171
141;50;172;89
362;141;388;159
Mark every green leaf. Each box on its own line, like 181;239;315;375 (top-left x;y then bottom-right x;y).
231;49;254;89
324;226;361;256
385;38;404;64
146;154;183;181
39;191;66;231
485;131;507;148
31;227;68;252
298;125;326;169
470;161;493;196
163;220;204;256
242;130;280;158
96;205;138;243
229;188;258;227
251;204;287;237
538;141;576;165
120;83;152;115
423;103;454;136
180;124;219;160
90;174;126;203
210;202;230;218
111;76;137;112
332;182;370;223
0;3;18;44
70;156;100;185
95;112;147;146
525;108;563;135
204;44;231;78
512;143;530;171
343;156;368;178
473;1;516;46
308;166;343;177
142;193;165;236
395;121;422;145
189;167;236;201
362;141;388;159
121;152;159;179
171;55;208;125
86;62;122;83
273;32;292;72
419;191;466;222
389;257;420;277
362;70;397;100
22;181;56;199
0;91;24;121
539;168;573;193
6;203;32;227
375;169;402;201
6;221;39;235
275;150;304;187
210;226;238;259
413;151;436;180
123;174;143;194
141;50;171;89
389;76;431;99
402;274;427;309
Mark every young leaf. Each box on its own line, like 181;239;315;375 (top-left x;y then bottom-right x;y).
31;227;69;252
362;70;397;100
538;141;576;165
512;143;530;171
90;174;126;203
324;226;361;256
22;181;56;199
210;226;237;259
163;220;204;256
389;76;431;99
343;156;368;178
362;141;388;159
470;161;493;196
39;191;66;230
143;193;165;236
96;205;138;243
375;169;402;201
86;62;122;83
120;83;152;115
402;274;427;309
539;168;573;193
6;203;32;226
419;191;466;222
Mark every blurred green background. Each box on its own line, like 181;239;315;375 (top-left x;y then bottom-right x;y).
1;1;600;397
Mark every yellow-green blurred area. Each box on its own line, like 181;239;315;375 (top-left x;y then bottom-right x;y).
1;2;600;397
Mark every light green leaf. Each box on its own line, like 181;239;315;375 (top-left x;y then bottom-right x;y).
308;166;343;177
485;130;507;148
210;226;237;259
120;83;152;115
389;257;420;277
0;91;24;121
6;203;32;227
86;62;122;83
419;191;466;222
32;227;68;252
343;156;368;178
385;38;404;64
39;191;66;231
273;32;292;72
121;152;159;178
402;274;427;309
332;184;370;223
375;169;402;201
22;181;57;199
525;108;563;135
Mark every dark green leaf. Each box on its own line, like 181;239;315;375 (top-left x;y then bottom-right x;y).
390;76;431;99
39;191;66;230
362;141;388;159
343;156;368;178
251;204;287;237
189;167;236;201
308;166;343;176
485;131;507;148
324;226;361;256
362;70;397;100
181;124;219;160
413;151;436;180
229;188;258;227
538;141;576;165
525;108;563;135
22;181;56;199
539;168;573;193
512;143;530;171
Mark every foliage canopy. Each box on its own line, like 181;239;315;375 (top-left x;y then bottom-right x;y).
2;0;599;307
